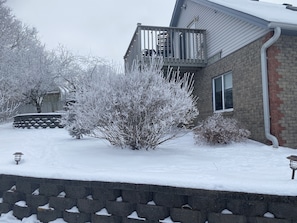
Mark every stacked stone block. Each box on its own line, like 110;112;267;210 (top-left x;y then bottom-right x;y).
0;174;296;222
13;114;63;129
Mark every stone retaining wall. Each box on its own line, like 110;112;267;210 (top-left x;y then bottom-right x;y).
13;114;63;129
0;174;296;223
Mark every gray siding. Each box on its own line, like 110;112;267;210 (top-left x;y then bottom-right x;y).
16;93;65;114
177;0;269;59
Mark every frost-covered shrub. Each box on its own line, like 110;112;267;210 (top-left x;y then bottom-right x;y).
0;90;19;123
60;112;91;139
194;113;250;144
63;60;199;150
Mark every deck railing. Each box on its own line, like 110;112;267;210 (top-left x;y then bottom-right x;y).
124;24;207;70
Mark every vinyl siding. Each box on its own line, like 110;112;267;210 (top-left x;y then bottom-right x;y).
176;0;270;59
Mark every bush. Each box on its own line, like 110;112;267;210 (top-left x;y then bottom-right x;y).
194;113;250;145
63;59;199;150
61;112;91;139
0;91;19;123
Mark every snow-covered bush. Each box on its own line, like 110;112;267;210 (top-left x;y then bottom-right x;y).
63;60;199;150
0;90;19;123
60;111;91;139
194;113;250;144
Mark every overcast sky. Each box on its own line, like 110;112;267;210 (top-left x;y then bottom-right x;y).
5;0;296;66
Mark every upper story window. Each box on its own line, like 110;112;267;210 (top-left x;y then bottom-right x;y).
213;72;233;112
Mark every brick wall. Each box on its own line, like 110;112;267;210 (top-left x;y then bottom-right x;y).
193;37;267;144
0;174;296;223
271;35;297;148
190;33;297;148
266;34;285;146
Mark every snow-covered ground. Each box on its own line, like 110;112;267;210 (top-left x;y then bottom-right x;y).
1;122;297;222
1;122;296;195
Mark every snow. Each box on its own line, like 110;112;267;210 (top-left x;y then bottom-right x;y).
0;122;297;198
127;211;146;220
116;196;123;202
8;185;16;192
221;209;233;214
160;216;180;223
95;208;111;216
57;191;66;198
147;200;156;205
15;201;27;208
86;195;93;200
208;0;297;25
66;206;79;213
264;212;275;218
38;204;53;211
32;188;39;195
0;211;42;223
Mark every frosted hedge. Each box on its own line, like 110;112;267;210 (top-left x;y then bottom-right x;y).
62;60;199;150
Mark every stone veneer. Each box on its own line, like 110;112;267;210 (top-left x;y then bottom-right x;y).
0;174;296;223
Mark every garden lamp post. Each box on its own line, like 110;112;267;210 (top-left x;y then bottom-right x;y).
287;155;297;179
13;152;23;165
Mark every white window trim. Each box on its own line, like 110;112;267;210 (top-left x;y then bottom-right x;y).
212;72;233;113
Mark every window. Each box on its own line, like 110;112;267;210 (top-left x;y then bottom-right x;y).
213;72;233;112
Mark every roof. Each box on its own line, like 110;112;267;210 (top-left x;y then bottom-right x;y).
170;0;297;31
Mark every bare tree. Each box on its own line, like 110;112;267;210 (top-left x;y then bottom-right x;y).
0;1;58;113
53;46;105;95
16;42;56;113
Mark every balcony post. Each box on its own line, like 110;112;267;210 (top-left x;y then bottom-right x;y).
136;23;142;63
203;31;207;64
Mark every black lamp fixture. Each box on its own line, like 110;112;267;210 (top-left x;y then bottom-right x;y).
13;152;23;165
287;155;297;179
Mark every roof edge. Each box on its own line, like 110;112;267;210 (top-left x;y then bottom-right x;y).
170;0;185;27
170;0;270;29
194;0;269;29
269;22;297;31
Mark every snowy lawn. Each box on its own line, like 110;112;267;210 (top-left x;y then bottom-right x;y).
1;122;297;197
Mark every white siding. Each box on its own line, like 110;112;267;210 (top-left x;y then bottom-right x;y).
177;0;270;59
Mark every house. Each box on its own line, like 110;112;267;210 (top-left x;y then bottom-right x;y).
124;0;297;148
16;87;68;114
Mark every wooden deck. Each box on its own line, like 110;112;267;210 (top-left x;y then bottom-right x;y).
124;24;207;70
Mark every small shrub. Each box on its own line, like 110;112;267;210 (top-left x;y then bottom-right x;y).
61;111;92;139
194;113;250;145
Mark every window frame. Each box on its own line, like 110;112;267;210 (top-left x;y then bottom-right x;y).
212;71;233;112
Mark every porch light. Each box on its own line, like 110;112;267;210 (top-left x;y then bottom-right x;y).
13;152;23;165
287;155;297;179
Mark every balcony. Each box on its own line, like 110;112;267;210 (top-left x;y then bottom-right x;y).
124;24;207;70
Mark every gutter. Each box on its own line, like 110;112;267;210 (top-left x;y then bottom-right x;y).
260;27;281;148
269;22;297;31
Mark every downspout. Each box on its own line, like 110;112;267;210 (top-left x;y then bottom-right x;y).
260;27;281;148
